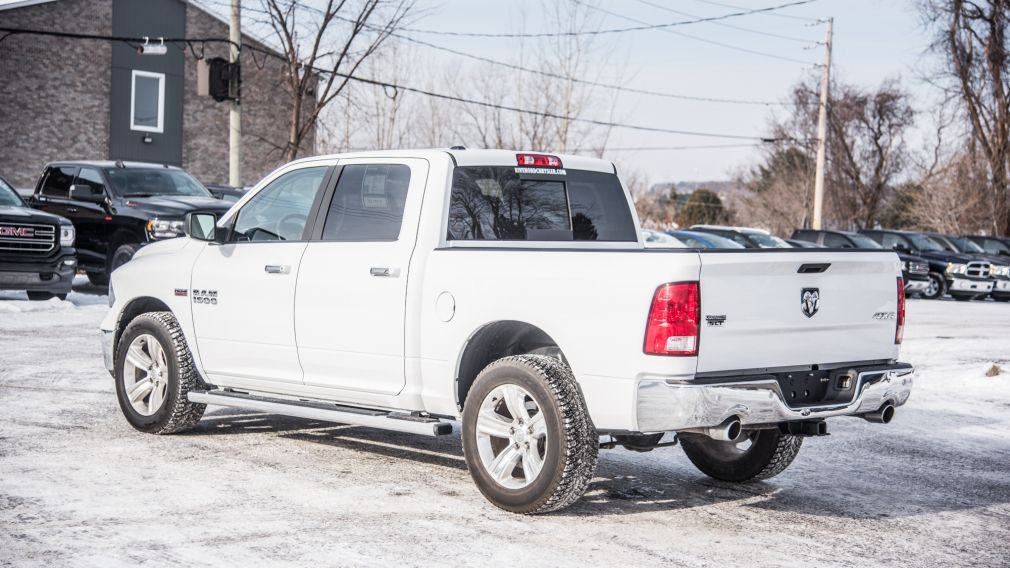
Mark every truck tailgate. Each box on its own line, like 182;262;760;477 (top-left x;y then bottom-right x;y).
696;251;902;374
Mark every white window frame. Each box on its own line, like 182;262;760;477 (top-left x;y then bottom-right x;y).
130;69;165;133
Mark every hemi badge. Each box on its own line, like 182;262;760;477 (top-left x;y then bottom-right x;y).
174;289;188;297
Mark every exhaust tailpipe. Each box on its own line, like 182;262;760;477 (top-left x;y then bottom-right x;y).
862;403;895;424
704;417;743;441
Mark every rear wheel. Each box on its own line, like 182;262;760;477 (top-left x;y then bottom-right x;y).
922;272;945;300
680;428;802;482
461;355;598;514
114;311;205;434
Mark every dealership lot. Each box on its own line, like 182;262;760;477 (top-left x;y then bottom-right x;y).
1;281;1009;567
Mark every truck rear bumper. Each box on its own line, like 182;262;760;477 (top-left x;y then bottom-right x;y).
636;363;913;432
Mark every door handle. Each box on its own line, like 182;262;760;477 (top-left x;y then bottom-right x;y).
370;267;400;277
66;207;79;213
264;264;290;274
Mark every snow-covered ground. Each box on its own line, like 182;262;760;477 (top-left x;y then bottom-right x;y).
1;279;1009;567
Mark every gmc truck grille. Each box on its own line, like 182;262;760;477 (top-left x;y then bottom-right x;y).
966;261;991;278
0;222;56;255
908;261;928;275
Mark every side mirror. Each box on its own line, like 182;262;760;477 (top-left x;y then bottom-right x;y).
893;243;910;253
184;212;219;242
69;184;106;204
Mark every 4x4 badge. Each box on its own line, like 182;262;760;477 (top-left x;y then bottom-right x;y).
801;288;820;318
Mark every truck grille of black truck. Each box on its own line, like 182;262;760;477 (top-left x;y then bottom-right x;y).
908;261;928;275
0;223;56;255
966;261;991;278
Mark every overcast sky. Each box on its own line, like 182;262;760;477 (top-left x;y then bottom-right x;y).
404;0;938;185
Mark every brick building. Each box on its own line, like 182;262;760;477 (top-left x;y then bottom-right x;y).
0;0;311;189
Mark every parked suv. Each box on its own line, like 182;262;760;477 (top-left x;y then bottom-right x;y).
0;173;77;300
791;229;930;296
28;161;232;285
690;225;793;248
926;233;1010;302
859;229;993;301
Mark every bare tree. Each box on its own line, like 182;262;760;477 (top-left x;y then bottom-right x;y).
923;0;1010;235
261;0;414;161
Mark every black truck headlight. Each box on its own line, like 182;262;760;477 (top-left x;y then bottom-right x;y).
60;225;75;247
146;218;185;240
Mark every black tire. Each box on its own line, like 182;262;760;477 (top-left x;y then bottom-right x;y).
26;291;65;301
953;294;975;302
114;311;206;434
86;271;109;286
680;429;802;482
111;243;141;273
921;272;946;300
993;296;1010;303
461;354;598;514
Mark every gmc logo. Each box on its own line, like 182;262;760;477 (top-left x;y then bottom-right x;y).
0;226;34;238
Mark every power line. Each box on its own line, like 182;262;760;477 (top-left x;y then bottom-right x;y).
592;143;762;151
632;0;819;44
573;0;817;65
399;0;818;38
0;26;772;141
690;0;823;23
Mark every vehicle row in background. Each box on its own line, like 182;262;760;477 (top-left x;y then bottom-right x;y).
791;230;931;297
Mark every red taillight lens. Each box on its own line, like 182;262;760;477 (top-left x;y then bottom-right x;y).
896;277;905;344
644;282;700;356
516;153;563;168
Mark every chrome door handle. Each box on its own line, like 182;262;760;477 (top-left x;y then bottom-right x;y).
370;267;399;277
264;264;290;274
66;207;79;213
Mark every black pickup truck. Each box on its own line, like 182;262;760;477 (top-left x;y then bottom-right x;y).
27;161;232;285
0;174;77;300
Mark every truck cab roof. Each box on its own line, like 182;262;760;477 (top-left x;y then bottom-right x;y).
285;148;617;174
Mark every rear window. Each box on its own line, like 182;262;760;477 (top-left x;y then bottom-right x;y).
447;167;636;242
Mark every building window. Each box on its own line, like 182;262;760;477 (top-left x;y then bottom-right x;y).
130;70;164;133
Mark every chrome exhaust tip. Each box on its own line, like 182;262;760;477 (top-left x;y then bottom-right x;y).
706;417;743;441
862;403;895;424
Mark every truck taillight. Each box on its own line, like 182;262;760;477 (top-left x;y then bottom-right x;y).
516;153;562;168
644;282;699;356
896;277;905;344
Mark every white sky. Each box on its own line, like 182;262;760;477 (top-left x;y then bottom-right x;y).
406;0;938;184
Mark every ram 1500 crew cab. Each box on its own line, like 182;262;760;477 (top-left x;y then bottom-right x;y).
100;149;913;514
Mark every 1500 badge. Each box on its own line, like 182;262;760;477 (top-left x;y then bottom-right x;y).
193;289;218;305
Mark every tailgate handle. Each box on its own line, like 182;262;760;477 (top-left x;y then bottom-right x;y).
798;263;831;274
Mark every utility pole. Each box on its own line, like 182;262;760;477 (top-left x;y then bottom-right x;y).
811;17;833;230
229;0;242;187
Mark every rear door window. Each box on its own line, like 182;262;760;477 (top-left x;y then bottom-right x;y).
41;166;78;198
321;164;411;241
447;166;636;242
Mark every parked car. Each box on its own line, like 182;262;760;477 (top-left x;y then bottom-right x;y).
963;234;1010;258
640;229;685;248
690;225;793;248
27;161;232;286
665;230;745;249
786;238;824;248
0;173;77;300
101;149;912;514
859;229;993;301
925;233;1010;302
791;229;931;297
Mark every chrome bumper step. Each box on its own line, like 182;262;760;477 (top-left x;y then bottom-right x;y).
188;390;454;437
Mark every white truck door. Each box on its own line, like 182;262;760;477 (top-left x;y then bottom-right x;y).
191;166;331;385
295;158;428;395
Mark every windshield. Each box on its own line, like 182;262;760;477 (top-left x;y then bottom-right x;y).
0;177;23;207
641;230;685;247
849;233;882;249
104;168;211;198
675;231;744;249
908;234;945;252
746;232;792;248
947;235;984;253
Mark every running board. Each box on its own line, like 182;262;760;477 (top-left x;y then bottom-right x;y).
188;390;454;437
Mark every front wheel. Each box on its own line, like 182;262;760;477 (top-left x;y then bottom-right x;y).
114;311;206;434
680;428;802;482
461;355;598;514
921;272;946;300
26;291;67;301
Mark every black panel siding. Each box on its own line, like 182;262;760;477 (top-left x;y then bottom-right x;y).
109;0;185;164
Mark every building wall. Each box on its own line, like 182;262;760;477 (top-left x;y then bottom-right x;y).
182;4;314;186
0;0;112;189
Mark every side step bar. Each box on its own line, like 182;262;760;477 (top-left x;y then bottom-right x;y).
188;390;454;437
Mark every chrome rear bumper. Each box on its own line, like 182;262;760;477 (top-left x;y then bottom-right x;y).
636;364;913;433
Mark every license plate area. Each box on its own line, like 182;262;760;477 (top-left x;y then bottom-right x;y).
775;368;859;408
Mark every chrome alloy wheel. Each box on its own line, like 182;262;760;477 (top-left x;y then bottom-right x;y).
926;275;941;297
122;333;170;416
474;384;548;490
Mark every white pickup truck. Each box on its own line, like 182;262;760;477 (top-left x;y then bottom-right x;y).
100;149;913;514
